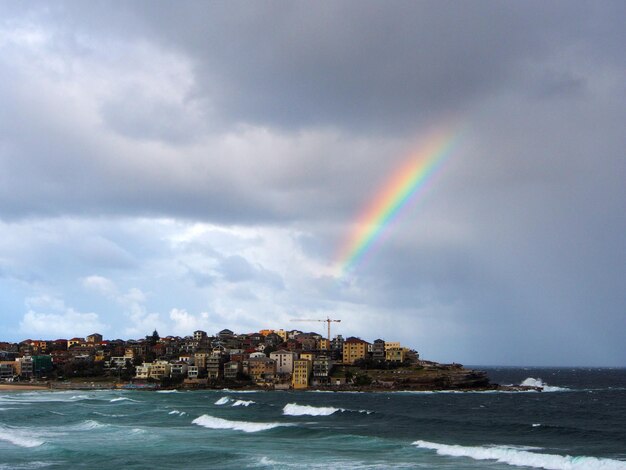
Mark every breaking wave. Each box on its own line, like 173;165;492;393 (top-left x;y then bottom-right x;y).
282;403;372;416
156;390;179;394
192;414;288;433
258;456;280;466
232;399;255;407
520;378;570;392
109;397;139;403
168;410;186;416
413;440;626;469
283;403;341;416
214;396;255;407
0;426;45;448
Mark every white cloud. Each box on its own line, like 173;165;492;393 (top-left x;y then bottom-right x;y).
168;308;211;336
123;302;164;339
82;275;117;296
120;287;147;305
20;308;106;338
82;274;147;311
80;274;159;338
25;294;66;312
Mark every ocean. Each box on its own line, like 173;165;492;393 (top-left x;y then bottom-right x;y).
1;367;625;469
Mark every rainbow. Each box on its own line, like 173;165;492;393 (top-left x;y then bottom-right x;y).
334;125;461;276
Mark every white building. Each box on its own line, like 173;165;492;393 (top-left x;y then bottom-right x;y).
270;349;295;375
135;363;151;379
170;363;188;376
187;366;199;379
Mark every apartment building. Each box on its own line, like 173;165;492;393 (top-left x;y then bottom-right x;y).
292;359;312;389
269;350;294;375
342;337;369;364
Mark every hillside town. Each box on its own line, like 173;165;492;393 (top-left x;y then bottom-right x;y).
0;326;424;390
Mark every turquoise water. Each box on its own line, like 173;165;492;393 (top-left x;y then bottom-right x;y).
1;368;625;469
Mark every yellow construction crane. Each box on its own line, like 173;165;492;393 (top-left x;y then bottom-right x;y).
292;316;341;343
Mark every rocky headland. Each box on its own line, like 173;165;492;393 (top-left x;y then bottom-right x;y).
318;361;543;392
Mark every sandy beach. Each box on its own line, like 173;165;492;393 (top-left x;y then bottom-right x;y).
0;383;50;391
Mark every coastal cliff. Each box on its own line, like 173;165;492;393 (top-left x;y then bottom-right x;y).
321;362;541;392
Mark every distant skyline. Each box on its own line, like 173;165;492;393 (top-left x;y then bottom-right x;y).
1;1;624;366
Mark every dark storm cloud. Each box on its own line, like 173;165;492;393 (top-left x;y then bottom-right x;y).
131;1;626;131
182;250;284;290
7;1;624;133
220;255;284;289
1;1;624;223
25;0;622;132
1;2;625;365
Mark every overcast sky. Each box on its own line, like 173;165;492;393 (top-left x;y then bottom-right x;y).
1;1;624;366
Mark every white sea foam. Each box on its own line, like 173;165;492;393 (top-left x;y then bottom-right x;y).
109;397;139;403
69;420;108;431
1;392;98;404
520;378;570;392
258;456;280;466
156;390;179;393
0;426;44;448
232;399;255;407
413;440;626;469
168;410;186;416
192;414;288;433
282;403;371;416
388;390;509;395
214;396;230;405
92;411;127;418
0;462;58;469
283;403;342;416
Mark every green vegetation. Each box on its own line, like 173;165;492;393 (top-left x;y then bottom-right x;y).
354;373;372;386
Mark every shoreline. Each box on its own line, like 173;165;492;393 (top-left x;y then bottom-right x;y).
0;381;541;393
0;383;50;391
0;366;542;393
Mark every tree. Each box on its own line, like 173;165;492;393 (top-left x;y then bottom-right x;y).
354;357;376;369
120;359;136;381
354;373;372;386
147;330;160;346
236;371;252;382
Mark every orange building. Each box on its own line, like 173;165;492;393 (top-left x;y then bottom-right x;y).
292;359;312;389
342;337;369;364
317;338;330;351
